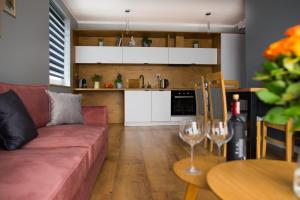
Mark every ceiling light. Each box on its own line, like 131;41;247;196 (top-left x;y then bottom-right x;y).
205;12;212;33
125;9;131;34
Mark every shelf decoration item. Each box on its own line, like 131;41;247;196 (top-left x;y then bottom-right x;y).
98;38;104;46
193;41;199;48
114;73;123;89
91;74;102;89
128;36;136;47
142;36;152;47
255;25;300;128
4;0;15;17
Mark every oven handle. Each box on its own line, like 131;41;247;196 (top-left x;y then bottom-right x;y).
174;96;195;99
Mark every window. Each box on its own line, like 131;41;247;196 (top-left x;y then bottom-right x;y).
49;1;70;86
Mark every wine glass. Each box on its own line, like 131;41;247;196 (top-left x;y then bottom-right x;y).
179;119;207;175
207;120;233;162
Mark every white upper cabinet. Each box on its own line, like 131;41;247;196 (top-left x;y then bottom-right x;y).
100;47;123;63
151;91;171;122
123;47;169;64
168;48;218;65
75;46;122;64
76;46;101;63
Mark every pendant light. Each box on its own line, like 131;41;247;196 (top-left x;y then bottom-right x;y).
125;9;131;35
205;12;211;33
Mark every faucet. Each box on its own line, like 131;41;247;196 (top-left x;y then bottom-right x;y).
139;75;144;88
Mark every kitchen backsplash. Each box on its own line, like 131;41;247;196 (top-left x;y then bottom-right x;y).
77;64;215;88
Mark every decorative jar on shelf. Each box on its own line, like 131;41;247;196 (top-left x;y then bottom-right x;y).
94;81;100;89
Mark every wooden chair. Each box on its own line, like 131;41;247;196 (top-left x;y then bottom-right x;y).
205;72;228;157
194;76;209;148
256;119;298;162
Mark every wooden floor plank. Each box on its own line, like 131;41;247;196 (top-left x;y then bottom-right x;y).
90;124;285;200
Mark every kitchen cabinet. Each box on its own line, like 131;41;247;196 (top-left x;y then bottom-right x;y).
76;46;101;63
151;91;171;122
75;46;122;64
168;48;217;65
123;47;169;64
124;91;152;123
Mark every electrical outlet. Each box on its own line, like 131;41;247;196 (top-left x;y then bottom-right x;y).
156;73;161;80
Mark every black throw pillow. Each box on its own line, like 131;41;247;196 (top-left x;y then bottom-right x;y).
0;90;38;150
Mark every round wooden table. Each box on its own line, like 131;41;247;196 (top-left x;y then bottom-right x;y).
207;160;297;200
173;155;224;200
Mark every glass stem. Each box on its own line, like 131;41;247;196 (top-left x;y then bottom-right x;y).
217;144;222;163
190;144;195;169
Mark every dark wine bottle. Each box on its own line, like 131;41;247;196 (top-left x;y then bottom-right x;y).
227;94;246;161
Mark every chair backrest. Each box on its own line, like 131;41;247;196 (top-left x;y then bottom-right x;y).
224;80;239;89
194;76;208;123
205;72;228;122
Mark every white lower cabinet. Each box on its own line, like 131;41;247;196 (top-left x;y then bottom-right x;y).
124;91;152;123
151;91;171;122
124;91;171;125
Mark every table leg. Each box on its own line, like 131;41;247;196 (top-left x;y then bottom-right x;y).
248;92;258;159
184;184;200;200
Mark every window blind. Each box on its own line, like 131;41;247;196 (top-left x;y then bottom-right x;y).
49;3;65;80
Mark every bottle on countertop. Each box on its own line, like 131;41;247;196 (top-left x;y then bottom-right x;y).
227;94;246;161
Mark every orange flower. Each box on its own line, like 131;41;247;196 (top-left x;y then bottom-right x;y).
264;26;300;60
285;25;300;37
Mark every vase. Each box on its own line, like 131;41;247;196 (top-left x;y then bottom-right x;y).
117;82;123;89
94;82;100;89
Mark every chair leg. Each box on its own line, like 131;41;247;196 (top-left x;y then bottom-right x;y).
204;138;208;148
262;122;267;159
223;143;227;158
209;140;214;152
286;120;293;162
256;120;262;159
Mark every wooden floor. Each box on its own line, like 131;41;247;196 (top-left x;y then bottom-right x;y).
90;124;285;200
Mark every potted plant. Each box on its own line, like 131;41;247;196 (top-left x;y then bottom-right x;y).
98;38;104;46
255;25;300;129
114;73;123;89
193;41;199;48
91;74;102;89
142;36;152;47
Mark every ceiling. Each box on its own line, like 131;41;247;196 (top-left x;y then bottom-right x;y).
62;0;245;32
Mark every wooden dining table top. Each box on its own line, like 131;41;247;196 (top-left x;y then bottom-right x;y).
207;159;297;200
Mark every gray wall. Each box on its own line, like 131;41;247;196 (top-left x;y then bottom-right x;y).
245;0;300;87
0;0;76;91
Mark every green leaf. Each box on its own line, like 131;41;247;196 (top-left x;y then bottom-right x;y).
293;117;300;130
285;106;300;117
256;90;281;104
264;80;286;95
264;107;288;125
254;72;271;81
263;61;279;72
283;82;300;101
283;57;300;75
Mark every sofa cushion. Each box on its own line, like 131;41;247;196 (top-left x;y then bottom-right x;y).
24;125;108;167
0;90;38;150
46;90;83;126
0;147;89;200
0;83;49;128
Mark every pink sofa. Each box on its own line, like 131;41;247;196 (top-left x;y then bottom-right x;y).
0;83;108;200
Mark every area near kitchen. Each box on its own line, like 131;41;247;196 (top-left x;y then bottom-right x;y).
73;30;244;125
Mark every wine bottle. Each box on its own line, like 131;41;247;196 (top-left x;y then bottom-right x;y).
227;94;246;161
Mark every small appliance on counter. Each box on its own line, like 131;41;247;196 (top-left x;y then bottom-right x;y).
160;79;169;89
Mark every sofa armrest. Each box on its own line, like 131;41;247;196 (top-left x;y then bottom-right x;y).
82;106;108;126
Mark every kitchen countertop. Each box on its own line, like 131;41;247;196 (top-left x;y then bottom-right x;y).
73;88;195;91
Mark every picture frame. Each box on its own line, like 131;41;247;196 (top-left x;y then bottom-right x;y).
4;0;15;17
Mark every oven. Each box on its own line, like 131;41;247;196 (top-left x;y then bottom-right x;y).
171;90;196;116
